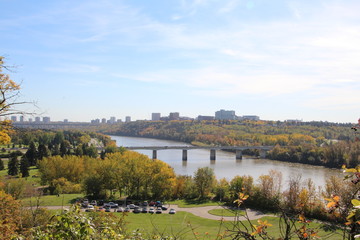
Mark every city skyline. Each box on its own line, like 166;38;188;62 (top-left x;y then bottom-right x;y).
1;0;359;123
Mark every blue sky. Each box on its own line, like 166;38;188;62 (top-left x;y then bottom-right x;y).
1;0;359;123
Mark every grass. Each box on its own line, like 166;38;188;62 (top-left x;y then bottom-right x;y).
168;199;225;208
208;208;244;217
111;212;342;239
22;193;85;207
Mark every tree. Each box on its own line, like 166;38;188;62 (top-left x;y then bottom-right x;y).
0;56;27;145
38;143;50;160
193;167;216;199
0;158;4;170
20;156;30;178
25;141;38;166
7;152;20;176
0;190;21;239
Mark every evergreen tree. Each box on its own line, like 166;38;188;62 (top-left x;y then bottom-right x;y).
7;153;19;176
20;157;30;177
38;143;50;160
0;158;4;170
25;142;38;166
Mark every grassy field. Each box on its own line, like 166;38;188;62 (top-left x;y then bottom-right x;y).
168;199;225;208
22;193;85;207
112;212;342;239
208;208;244;217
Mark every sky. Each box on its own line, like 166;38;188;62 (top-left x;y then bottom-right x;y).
1;0;359;123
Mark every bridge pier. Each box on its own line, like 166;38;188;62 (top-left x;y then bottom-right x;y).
260;149;267;158
182;149;188;161
236;150;243;160
210;149;216;160
152;150;157;159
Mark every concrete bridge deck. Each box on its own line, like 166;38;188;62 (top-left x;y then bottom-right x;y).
124;145;274;160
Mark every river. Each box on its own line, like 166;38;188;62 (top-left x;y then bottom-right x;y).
111;135;342;189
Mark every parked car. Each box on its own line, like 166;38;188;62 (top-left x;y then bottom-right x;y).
124;207;131;212
105;202;119;208
141;201;148;206
97;207;105;212
169;209;176;214
81;199;89;208
141;207;148;213
127;204;136;209
161;206;168;211
105;207;111;212
133;206;141;213
149;201;156;206
149;207;155;214
116;207;124;212
90;200;97;206
85;205;95;212
155;207;162;214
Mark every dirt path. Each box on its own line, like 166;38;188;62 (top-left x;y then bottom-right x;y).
40;205;273;221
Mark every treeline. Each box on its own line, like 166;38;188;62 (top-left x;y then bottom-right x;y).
101;120;358;168
2;130;115;178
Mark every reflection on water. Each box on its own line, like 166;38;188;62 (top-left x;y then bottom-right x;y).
111;135;342;189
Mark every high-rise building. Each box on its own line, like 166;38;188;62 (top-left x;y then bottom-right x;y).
101;118;107;124
110;116;116;124
215;109;236;120
43;117;50;123
152;113;161;121
11;116;17;122
169;112;180;120
35;117;41;122
125;116;131;123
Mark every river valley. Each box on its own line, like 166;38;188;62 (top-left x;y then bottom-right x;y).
111;135;342;190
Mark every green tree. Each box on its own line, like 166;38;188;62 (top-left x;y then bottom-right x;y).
25;141;38;166
194;167;216;199
20;157;30;178
7;152;19;176
0;158;4;170
38;143;50;160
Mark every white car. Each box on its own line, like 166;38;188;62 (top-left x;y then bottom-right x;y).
169;208;176;214
105;202;119;208
149;207;155;214
85;205;95;212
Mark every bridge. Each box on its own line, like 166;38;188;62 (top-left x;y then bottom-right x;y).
125;146;274;160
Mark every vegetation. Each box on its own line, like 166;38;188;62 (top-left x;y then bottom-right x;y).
99;119;359;169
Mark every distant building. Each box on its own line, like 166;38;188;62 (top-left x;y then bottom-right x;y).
101;118;107;124
152;113;161;121
20;116;24;122
43;117;50;123
197;115;214;121
109;116;116;124
11;116;17;122
242;115;260;121
29;118;33;122
35;117;41;122
117;119;122;123
169;112;180;120
64;119;68;123
215;109;236;120
125;116;131;123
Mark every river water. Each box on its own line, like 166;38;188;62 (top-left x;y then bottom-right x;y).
111;135;342;189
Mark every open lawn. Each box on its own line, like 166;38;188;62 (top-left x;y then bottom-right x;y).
22;193;85;207
112;212;342;239
208;208;244;217
168;199;225;208
0;166;40;185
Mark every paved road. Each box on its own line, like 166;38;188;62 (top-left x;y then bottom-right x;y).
41;205;272;221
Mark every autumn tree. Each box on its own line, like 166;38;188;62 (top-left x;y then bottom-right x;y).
0;190;21;240
194;167;216;199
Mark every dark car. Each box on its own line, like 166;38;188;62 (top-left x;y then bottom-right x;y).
141;207;148;213
155;207;162;214
161;206;168;211
133;206;141;213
